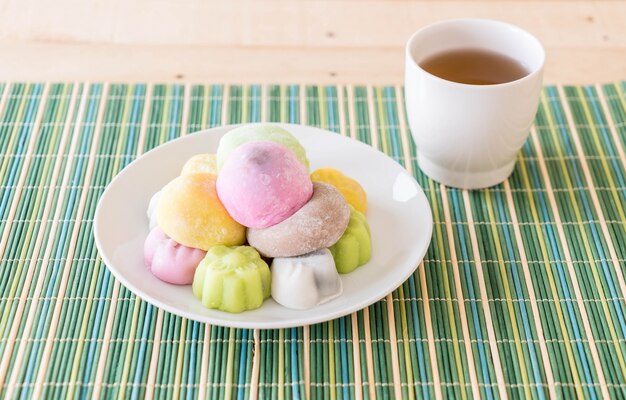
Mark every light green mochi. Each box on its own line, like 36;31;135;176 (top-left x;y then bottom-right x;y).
193;245;271;313
329;206;371;274
216;124;309;170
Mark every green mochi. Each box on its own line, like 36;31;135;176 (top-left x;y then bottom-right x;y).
216;124;310;170
329;206;371;274
193;245;271;313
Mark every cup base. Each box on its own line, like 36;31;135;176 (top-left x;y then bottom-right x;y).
417;153;516;190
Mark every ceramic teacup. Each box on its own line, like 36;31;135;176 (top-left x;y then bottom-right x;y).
405;18;545;189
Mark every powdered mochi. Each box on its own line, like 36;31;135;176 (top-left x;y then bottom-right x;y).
216;141;313;228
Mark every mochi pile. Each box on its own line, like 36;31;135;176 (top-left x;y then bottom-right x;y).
144;125;371;312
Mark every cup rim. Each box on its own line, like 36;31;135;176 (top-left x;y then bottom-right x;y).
405;18;546;88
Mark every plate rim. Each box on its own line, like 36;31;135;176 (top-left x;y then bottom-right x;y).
94;123;434;329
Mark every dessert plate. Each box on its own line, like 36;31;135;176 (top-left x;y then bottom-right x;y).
94;124;433;329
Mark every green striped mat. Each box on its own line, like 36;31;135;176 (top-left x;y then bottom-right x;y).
0;82;625;399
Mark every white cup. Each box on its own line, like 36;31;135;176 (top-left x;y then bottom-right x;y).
405;19;545;189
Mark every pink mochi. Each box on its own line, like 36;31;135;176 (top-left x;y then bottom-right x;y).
143;227;206;285
216;141;313;228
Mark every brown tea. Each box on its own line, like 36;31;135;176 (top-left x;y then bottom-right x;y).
419;48;529;85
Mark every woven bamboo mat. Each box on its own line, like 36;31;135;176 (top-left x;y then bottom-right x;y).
0;82;625;399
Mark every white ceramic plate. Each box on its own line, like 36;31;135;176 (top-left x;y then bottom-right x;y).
94;124;433;329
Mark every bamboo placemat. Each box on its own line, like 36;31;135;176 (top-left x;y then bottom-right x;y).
0;82;625;399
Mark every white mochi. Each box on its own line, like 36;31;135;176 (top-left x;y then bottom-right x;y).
271;249;343;310
147;191;161;230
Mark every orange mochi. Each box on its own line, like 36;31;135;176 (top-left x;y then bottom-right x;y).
156;173;246;250
311;168;367;214
181;153;217;176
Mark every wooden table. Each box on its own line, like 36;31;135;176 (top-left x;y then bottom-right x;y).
1;0;624;84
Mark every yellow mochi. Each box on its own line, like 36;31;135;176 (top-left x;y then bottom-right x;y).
311;168;367;214
181;153;217;176
156;173;246;250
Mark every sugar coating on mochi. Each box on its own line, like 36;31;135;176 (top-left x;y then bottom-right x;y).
216;124;309;170
247;182;350;257
147;190;161;230
271;249;343;310
192;245;271;313
157;173;246;251
144;227;206;285
329;206;371;274
216;141;313;228
181;153;217;176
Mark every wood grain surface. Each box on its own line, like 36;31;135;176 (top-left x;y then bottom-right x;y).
1;0;624;84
